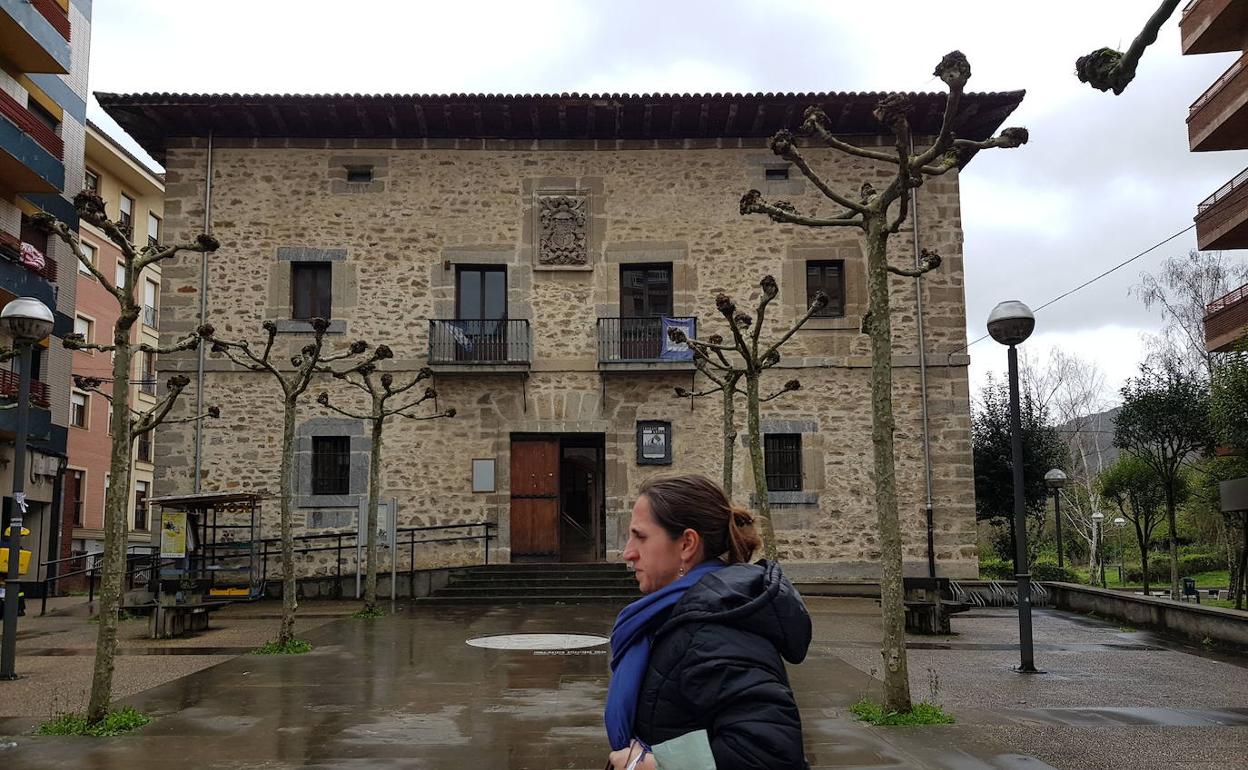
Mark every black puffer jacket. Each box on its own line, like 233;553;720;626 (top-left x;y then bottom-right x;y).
633;560;811;769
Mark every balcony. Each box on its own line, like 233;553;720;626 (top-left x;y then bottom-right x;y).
1181;0;1248;55
0;0;70;73
143;305;158;327
597;317;698;371
428;319;530;373
1204;282;1248;353
0;368;51;409
0;234;56;307
1195;165;1248;250
1188;52;1248;151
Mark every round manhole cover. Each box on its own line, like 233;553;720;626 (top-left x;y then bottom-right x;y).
465;633;609;651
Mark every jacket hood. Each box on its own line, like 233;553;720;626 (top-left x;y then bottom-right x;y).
657;559;812;664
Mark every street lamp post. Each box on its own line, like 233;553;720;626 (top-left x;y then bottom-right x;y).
0;297;54;680
1112;515;1127;585
987;300;1039;674
1091;510;1105;588
1045;468;1068;570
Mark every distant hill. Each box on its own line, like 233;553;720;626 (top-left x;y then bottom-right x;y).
1055;407;1120;478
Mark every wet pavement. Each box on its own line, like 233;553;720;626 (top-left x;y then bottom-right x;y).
0;598;1243;769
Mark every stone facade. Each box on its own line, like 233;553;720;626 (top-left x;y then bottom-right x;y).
151;135;977;580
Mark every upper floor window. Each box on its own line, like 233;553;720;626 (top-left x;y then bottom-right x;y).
74;314;92;343
620;264;673;317
84;169;99;193
115;262;126;289
134;480;149;530
806;260;846;318
147;213;161;247
138;351;156;396
143;280;158;327
291;261;332;320
70;391;88;428
118;193;135;238
79;241;96;275
764;434;802;492
456;265;507;320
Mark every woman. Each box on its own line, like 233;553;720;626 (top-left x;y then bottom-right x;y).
605;475;811;770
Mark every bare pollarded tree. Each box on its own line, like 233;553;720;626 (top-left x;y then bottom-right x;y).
738;52;1027;712
36;191;219;724
669;276;821;558
317;363;455;615
1076;1;1181;95
200;320;383;647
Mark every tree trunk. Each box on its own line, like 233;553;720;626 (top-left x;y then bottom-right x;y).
1237;513;1247;610
278;396;298;643
86;316;137;724
864;223;911;714
744;372;775;560
1165;486;1180;600
1134;520;1150;595
364;414;383;613
722;375;737;499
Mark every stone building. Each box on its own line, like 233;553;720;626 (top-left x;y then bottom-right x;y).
99;91;1022;580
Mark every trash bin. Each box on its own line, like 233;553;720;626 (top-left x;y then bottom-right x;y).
1181;577;1199;603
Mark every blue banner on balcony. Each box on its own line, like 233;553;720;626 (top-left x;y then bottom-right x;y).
445;321;473;352
661;317;694;361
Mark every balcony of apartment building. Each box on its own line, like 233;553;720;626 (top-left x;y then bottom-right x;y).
0;0;70;75
0;84;65;194
0;226;57;308
1204;281;1248;353
1195;164;1248;250
1187;50;1248;151
597;316;698;372
427;318;531;374
0;350;53;443
1181;0;1248;56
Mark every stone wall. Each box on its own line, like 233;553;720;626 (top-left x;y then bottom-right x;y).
152;137;977;579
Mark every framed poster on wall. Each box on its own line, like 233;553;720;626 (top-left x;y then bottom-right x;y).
636;421;672;465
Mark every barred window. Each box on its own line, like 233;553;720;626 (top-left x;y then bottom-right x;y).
312;436;351;495
764;434;802;492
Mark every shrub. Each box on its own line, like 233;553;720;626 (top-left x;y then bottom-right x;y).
849;698;954;726
978;557;1013;580
37;707;151;737
1031;558;1078;583
1179;553;1224;575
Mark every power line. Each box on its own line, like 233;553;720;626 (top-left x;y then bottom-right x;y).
957;222;1197;355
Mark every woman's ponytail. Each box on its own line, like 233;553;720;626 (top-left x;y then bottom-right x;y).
725;506;761;564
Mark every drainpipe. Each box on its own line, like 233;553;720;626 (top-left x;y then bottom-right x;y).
193;131;213;493
910;138;936;578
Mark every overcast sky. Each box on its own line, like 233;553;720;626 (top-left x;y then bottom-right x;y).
86;1;1248;402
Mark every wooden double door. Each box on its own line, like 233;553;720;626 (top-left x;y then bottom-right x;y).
509;435;603;562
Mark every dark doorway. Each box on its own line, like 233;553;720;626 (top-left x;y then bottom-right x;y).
509;434;604;562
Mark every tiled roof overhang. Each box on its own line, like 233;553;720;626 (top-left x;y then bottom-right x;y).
96;90;1025;165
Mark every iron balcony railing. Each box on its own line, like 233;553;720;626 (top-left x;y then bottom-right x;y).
1205;281;1248;318
1189;55;1244;117
597;317;697;363
428;318;530;365
0;369;51;408
1197;165;1248;217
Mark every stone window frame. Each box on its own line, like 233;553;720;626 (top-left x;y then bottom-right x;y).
746;153;806;198
748;418;824;508
599;242;694;321
783;242;866;332
432;247;531;324
269;246;355;334
294;417;369;511
327;155;388;194
521;176;605;272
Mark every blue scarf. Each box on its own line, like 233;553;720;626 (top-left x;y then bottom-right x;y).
604;560;725;750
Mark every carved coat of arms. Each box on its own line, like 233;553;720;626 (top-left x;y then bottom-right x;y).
538;194;588;266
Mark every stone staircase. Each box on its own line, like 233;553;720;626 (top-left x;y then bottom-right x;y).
420;563;639;604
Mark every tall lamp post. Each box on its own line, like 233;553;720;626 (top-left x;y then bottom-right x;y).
1045;468;1068;570
0;297;54;680
987;300;1039;674
1091;510;1105;587
1112;515;1127;585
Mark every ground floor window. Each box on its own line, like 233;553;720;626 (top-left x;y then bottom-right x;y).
311;436;351;495
764;434;802;491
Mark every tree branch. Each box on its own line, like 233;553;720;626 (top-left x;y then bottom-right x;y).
887;249;943;278
1076;0;1181;95
800;107;899;165
761;379;802;402
72;375;114;403
137;333;200;356
761;291;829;364
34;214;121;300
134;234;221;272
739;191;864;229
315;392;371;421
63;334;117;354
770;130;870;214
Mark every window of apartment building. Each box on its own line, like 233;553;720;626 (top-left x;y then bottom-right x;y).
136;432;152;463
70;391;88;428
806;260;845;318
67;470;84;527
19;213;48;255
147;213;161;247
764;434;802;492
84;169;99;193
134;481;149;531
456;265;507;320
107;404;115;435
27;99;59;133
290;262;332;320
138;350;156;396
143;279;158;327
74;314;92;343
311;436;351;495
78;241;96;276
118;193;135;238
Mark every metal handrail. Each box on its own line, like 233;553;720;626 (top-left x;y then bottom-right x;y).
1205;282;1248;317
428;318;530;365
1197;164;1248;216
597;316;697;362
1189;55;1245;116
